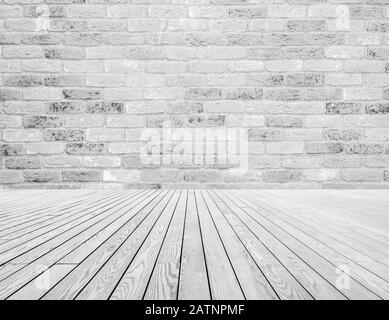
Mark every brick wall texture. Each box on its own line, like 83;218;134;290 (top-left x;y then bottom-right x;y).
1;0;389;189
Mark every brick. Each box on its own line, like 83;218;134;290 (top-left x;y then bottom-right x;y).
326;102;363;114
24;171;61;183
268;5;306;18
245;74;283;87
4;101;46;115
45;129;84;142
5;157;40;169
141;169;183;182
0;89;21;101
84;156;121;168
25;143;64;155
0;144;24;156
322;157;361;169
188;115;225;127
306;142;344;154
108;142;141;154
66;142;106;155
185;88;223;100
44;75;85;87
107;116;145;128
304;169;340;182
263;170;302;182
266;60;303;72
305;88;342;101
325;46;364;59
63;89;102;100
267;142;304;155
266;116;303;128
345;60;383;72
248;129;283;141
4;75;42;87
283;157;321;169
366;103;389;114
103;170;140;182
249;155;281;169
224;88;263;100
286;73;324;86
0;171;24;184
3;129;42;142
184;170;222;183
42;155;82;168
86;128;125;141
86;102;124;114
323;129;363;141
62;170;100;182
47;102;86;114
364;157;389;168
345;143;385;154
344;88;382;101
342;170;382;182
325;74;363;86
65;115;105;128
367;47;389;60
0;115;22;128
24;116;63;128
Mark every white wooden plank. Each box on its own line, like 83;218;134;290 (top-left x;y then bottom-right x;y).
43;190;173;300
144;190;188;300
178;190;210;300
109;191;181;300
193;190;244;300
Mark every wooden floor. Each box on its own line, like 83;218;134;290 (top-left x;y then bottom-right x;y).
0;189;388;300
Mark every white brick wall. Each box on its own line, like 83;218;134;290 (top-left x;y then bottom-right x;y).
0;0;389;189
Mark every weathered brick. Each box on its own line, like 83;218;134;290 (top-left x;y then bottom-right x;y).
188;115;225;127
47;102;86;114
224;88;263;100
24;171;61;183
366;103;389;114
265;89;302;101
287;20;326;32
185;88;223;100
323;129;363;141
86;102;124;113
24;116;63;128
345;143;385;154
45;129;84;141
4;75;42;87
306;142;344;154
248;129;283;141
266;116;303;128
0;144;24;156
5;157;40;169
62;170;101;182
66;142;106;155
286;73;324;86
326;102;363;114
63;89;102;100
263;170;302;182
